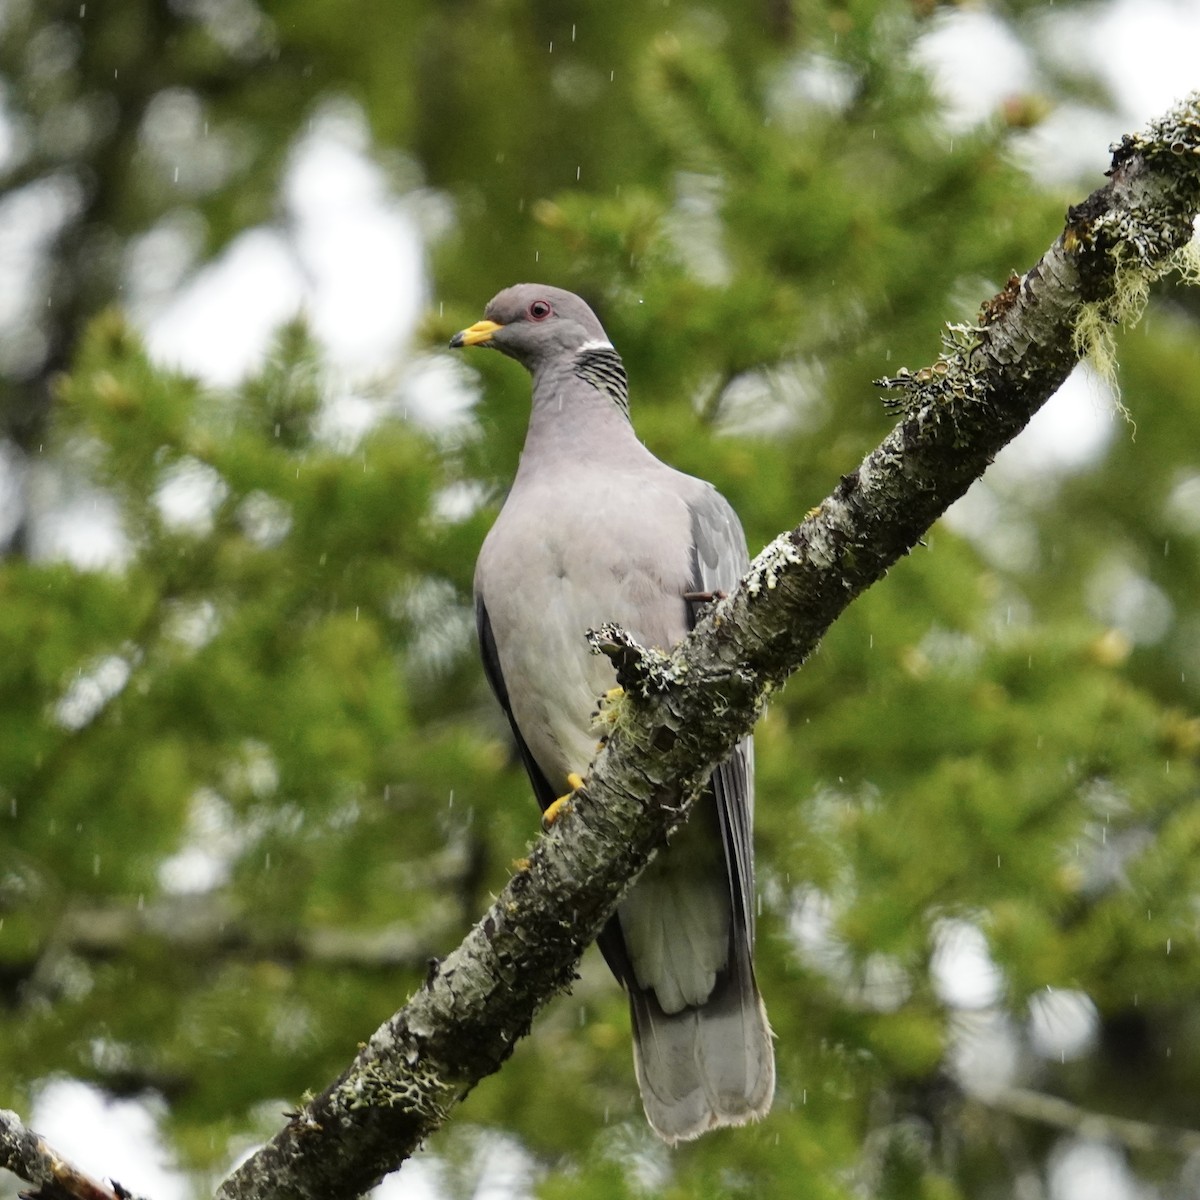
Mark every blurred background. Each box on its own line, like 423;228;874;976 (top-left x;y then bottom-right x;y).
2;1;1200;1197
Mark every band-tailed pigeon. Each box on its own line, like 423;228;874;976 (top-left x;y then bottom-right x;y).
451;284;774;1142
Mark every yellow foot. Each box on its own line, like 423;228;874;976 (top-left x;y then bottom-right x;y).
543;772;585;829
591;685;626;736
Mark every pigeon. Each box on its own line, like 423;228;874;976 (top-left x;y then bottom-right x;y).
452;283;773;1142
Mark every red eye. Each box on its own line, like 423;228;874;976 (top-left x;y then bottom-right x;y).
528;300;552;320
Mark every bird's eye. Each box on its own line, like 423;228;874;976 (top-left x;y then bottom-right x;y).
528;300;552;320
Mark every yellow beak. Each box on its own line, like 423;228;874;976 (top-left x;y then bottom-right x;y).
449;319;503;348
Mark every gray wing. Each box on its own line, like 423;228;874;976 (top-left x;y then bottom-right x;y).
475;594;559;815
687;485;756;941
621;482;770;1143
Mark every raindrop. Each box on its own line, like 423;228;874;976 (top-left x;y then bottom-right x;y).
802;1088;807;1104
576;165;581;181
1167;938;1172;954
549;40;553;52
355;606;360;621
535;250;540;262
572;23;576;41
114;68;118;78
80;2;86;13
448;789;454;809
610;69;615;82
173;165;179;183
9;797;15;817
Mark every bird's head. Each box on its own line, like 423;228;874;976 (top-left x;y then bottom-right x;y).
449;284;613;373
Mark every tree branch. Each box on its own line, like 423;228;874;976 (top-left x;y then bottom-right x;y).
0;1108;151;1200
973;1085;1200;1157
209;95;1200;1200
53;900;457;971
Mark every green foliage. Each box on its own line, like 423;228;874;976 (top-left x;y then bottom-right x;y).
4;1;1200;1198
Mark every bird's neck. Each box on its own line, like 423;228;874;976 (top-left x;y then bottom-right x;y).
522;346;639;463
570;343;630;416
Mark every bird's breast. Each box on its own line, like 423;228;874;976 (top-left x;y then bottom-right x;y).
477;466;695;786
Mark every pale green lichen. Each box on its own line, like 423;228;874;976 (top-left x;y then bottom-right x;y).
333;1061;451;1124
1073;226;1200;428
745;532;804;597
1173;227;1200;286
1071;254;1146;428
1071;89;1200;418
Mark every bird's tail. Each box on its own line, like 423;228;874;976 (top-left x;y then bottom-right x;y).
628;937;774;1144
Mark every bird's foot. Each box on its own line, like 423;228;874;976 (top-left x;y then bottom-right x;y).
590;686;626;736
542;772;585;829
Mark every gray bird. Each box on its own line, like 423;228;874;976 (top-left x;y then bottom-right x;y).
451;284;774;1142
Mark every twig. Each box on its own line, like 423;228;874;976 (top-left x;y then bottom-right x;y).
973;1086;1200;1156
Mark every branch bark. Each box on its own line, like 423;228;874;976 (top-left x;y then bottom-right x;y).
0;1108;151;1200
4;97;1199;1200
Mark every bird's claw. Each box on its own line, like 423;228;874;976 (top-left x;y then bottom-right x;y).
543;772;585;828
